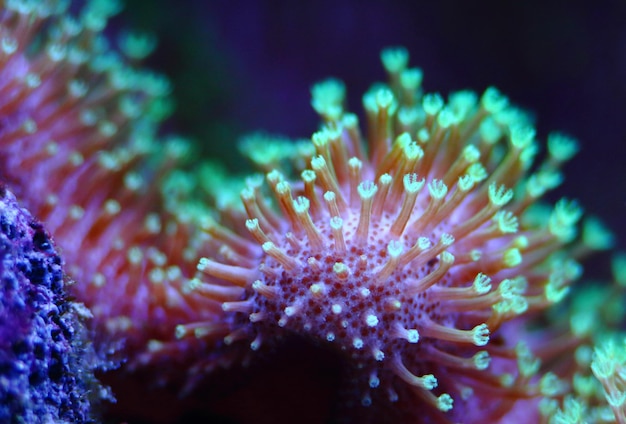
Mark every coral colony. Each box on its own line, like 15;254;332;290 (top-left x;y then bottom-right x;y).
188;52;609;422
0;0;626;423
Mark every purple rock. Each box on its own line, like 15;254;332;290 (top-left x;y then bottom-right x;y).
0;185;107;423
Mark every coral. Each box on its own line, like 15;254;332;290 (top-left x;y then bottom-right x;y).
588;255;626;424
538;252;626;423
0;1;623;422
0;185;106;423
173;47;599;422
590;337;626;423
0;0;221;367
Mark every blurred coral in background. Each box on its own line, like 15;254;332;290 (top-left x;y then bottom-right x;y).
1;0;626;423
0;0;224;369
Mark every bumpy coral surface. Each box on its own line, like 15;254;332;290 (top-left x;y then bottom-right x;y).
0;185;103;423
177;48;594;422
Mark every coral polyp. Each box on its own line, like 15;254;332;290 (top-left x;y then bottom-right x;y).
182;48;586;422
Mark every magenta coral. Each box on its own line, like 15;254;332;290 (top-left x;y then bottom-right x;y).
178;48;589;422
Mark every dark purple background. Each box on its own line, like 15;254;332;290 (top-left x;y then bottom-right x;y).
120;0;626;267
